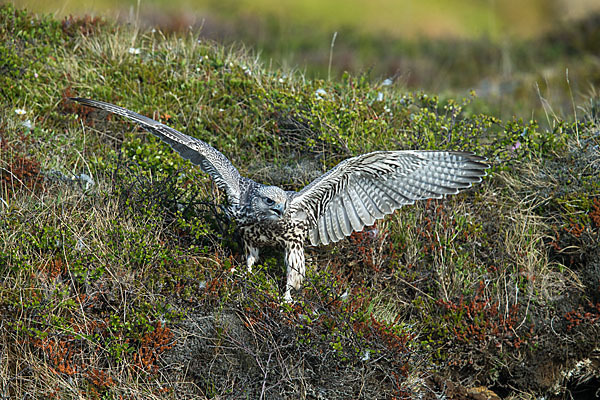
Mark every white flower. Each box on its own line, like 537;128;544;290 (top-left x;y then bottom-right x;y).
377;92;384;102
315;88;327;99
382;78;393;86
151;28;156;33
77;173;95;190
128;47;141;55
22;120;33;129
15;109;26;115
278;78;284;83
361;350;370;361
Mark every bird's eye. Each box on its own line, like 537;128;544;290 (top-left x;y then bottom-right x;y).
264;197;275;206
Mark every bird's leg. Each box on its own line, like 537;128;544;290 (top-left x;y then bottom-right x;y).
284;244;305;302
245;243;259;272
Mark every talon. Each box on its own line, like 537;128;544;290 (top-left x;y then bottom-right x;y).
283;290;293;303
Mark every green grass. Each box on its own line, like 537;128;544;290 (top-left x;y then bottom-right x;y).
1;4;599;399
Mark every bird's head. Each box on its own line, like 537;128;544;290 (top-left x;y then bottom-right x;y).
252;186;289;221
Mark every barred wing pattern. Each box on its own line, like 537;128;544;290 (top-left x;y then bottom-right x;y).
289;151;488;246
71;98;243;205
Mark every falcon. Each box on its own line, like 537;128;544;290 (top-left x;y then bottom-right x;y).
71;98;489;301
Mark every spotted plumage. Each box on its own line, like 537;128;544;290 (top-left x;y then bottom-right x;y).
71;98;489;301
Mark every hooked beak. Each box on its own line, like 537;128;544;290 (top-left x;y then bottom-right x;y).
268;204;285;221
273;203;285;216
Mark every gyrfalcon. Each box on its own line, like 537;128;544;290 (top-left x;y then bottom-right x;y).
71;98;489;301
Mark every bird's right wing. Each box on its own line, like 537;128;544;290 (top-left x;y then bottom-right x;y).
71;98;243;205
288;150;488;246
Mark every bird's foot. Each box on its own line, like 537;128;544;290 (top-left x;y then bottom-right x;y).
283;289;293;304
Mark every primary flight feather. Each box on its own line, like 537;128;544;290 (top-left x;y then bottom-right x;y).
71;98;489;301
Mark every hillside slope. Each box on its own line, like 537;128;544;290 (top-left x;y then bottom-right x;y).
1;5;599;399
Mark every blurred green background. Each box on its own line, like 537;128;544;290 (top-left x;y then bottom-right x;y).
9;0;600;38
8;0;600;121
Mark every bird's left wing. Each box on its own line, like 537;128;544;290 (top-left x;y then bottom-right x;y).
71;98;243;205
288;150;488;246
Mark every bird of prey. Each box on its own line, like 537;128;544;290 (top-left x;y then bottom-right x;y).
71;98;489;301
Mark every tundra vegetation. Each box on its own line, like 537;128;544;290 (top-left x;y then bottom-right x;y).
0;4;599;399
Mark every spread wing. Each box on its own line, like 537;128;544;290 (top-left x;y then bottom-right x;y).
71;98;243;205
288;150;489;246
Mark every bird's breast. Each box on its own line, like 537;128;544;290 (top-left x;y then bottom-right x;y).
238;218;310;247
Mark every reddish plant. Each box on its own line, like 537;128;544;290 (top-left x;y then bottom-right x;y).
134;322;175;373
590;197;600;229
0;136;44;198
437;281;529;350
61;14;105;37
565;299;600;331
31;337;78;376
